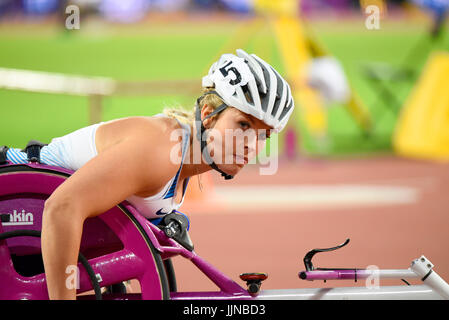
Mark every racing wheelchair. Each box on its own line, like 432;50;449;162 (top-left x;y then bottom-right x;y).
1;144;448;300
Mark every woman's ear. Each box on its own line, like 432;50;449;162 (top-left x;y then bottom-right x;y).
201;104;217;129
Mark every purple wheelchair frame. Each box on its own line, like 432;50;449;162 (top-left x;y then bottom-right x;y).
0;161;252;300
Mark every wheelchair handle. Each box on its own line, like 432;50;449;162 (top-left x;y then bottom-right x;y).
161;212;194;252
163;220;181;238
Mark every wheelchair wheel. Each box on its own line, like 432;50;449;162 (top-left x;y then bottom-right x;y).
164;259;177;293
105;259;177;295
0;163;170;300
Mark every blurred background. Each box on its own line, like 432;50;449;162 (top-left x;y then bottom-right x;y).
1;0;448;295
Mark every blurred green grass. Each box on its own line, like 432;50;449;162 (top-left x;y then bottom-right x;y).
0;17;447;155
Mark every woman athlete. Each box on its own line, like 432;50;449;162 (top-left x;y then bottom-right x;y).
2;49;294;299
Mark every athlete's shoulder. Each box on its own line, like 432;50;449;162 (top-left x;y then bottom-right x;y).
125;115;185;166
127;115;185;145
97;115;183;166
100;116;183;144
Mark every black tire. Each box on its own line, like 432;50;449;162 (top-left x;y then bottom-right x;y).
164;259;177;292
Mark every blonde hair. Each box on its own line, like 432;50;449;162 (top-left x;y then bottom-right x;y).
162;88;225;126
162;88;226;190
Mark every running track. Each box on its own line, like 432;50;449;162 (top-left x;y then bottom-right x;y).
174;155;449;292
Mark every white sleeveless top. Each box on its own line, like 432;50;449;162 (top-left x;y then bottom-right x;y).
125;117;191;219
6;114;191;221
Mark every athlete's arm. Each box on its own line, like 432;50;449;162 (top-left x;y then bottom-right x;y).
41;122;179;300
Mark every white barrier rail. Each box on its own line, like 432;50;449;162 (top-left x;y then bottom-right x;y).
0;67;116;96
0;67;199;124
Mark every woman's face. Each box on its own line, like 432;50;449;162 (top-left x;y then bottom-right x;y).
202;105;273;176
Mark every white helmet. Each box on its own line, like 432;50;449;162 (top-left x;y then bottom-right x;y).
201;49;294;133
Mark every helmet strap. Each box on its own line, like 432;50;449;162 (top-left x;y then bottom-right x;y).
195;92;234;180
